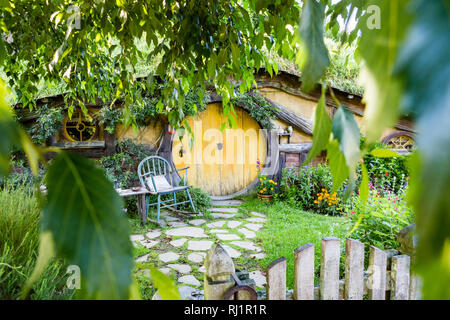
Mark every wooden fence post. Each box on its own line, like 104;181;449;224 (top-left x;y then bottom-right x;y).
320;237;340;300
368;246;387;300
204;244;236;300
391;255;411;300
267;257;287;300
294;243;314;300
344;238;364;300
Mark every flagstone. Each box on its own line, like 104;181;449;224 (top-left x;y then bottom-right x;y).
238;228;256;239
178;275;201;286
249;270;266;287
159;211;171;217
158;252;180;263
168;264;192;274
170;238;187;247
177;286;204;300
130;234;145;242
211;213;236;219
216;233;241;241
188;219;207;226
209;229;229;233
198;266;206;273
246;217;267;223
244;223;263;232
187;252;206;263
211;199;243;206
158;268;171;275
250;253;266;260
140;239;159;248
250;211;266;218
164;216;180;222
222;245;242;258
168;221;188;227
208;207;239;213
206;221;226;228
135;254;149;263
227;221;242;228
166;227;208;238
187;240;214;251
145;229;162;239
230;241;262;252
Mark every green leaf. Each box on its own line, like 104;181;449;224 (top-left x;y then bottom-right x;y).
149;267;180;300
394;0;450;299
359;0;412;143
304;85;331;165
326;139;349;192
0;81;40;176
41;151;134;299
296;0;330;92
331;106;360;173
359;162;369;206
370;148;401;158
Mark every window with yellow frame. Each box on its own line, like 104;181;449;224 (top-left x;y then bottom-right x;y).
62;109;103;142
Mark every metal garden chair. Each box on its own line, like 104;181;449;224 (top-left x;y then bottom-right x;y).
138;156;195;222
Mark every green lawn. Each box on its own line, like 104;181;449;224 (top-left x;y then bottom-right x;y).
240;195;351;290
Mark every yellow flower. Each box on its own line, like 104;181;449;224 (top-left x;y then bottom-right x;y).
314;200;318;204
271;187;274;190
318;197;322;200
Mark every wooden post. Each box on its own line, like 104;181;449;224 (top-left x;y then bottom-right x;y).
368;246;387;300
344;238;364;300
137;194;147;225
409;274;422;300
391;255;410;300
320;237;340;300
294;243;315;300
204;244;236;300
267;257;287;300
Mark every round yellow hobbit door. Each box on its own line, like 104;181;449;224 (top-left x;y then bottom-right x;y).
63;109;99;142
172;103;267;197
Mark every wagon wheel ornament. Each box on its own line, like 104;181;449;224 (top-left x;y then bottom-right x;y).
223;273;258;300
64;110;97;142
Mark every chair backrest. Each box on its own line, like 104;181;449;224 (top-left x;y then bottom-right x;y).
138;156;173;192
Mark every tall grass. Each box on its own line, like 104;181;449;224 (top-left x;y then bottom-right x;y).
0;184;72;300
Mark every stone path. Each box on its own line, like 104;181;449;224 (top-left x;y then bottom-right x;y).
131;201;268;299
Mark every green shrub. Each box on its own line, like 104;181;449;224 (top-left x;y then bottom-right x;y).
0;184;72;300
360;139;410;194
278;164;345;215
23;105;65;145
98;138;152;188
179;187;211;213
344;187;415;251
0;157;45;189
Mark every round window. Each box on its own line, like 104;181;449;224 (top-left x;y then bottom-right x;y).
63;110;97;142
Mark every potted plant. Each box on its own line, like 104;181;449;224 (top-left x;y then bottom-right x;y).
256;160;277;201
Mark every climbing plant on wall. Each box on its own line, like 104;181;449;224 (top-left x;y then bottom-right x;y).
232;91;278;129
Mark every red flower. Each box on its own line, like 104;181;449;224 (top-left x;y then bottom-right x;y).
385;172;389;176
351;211;355;214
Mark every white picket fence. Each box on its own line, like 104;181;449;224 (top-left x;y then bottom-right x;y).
265;237;420;300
